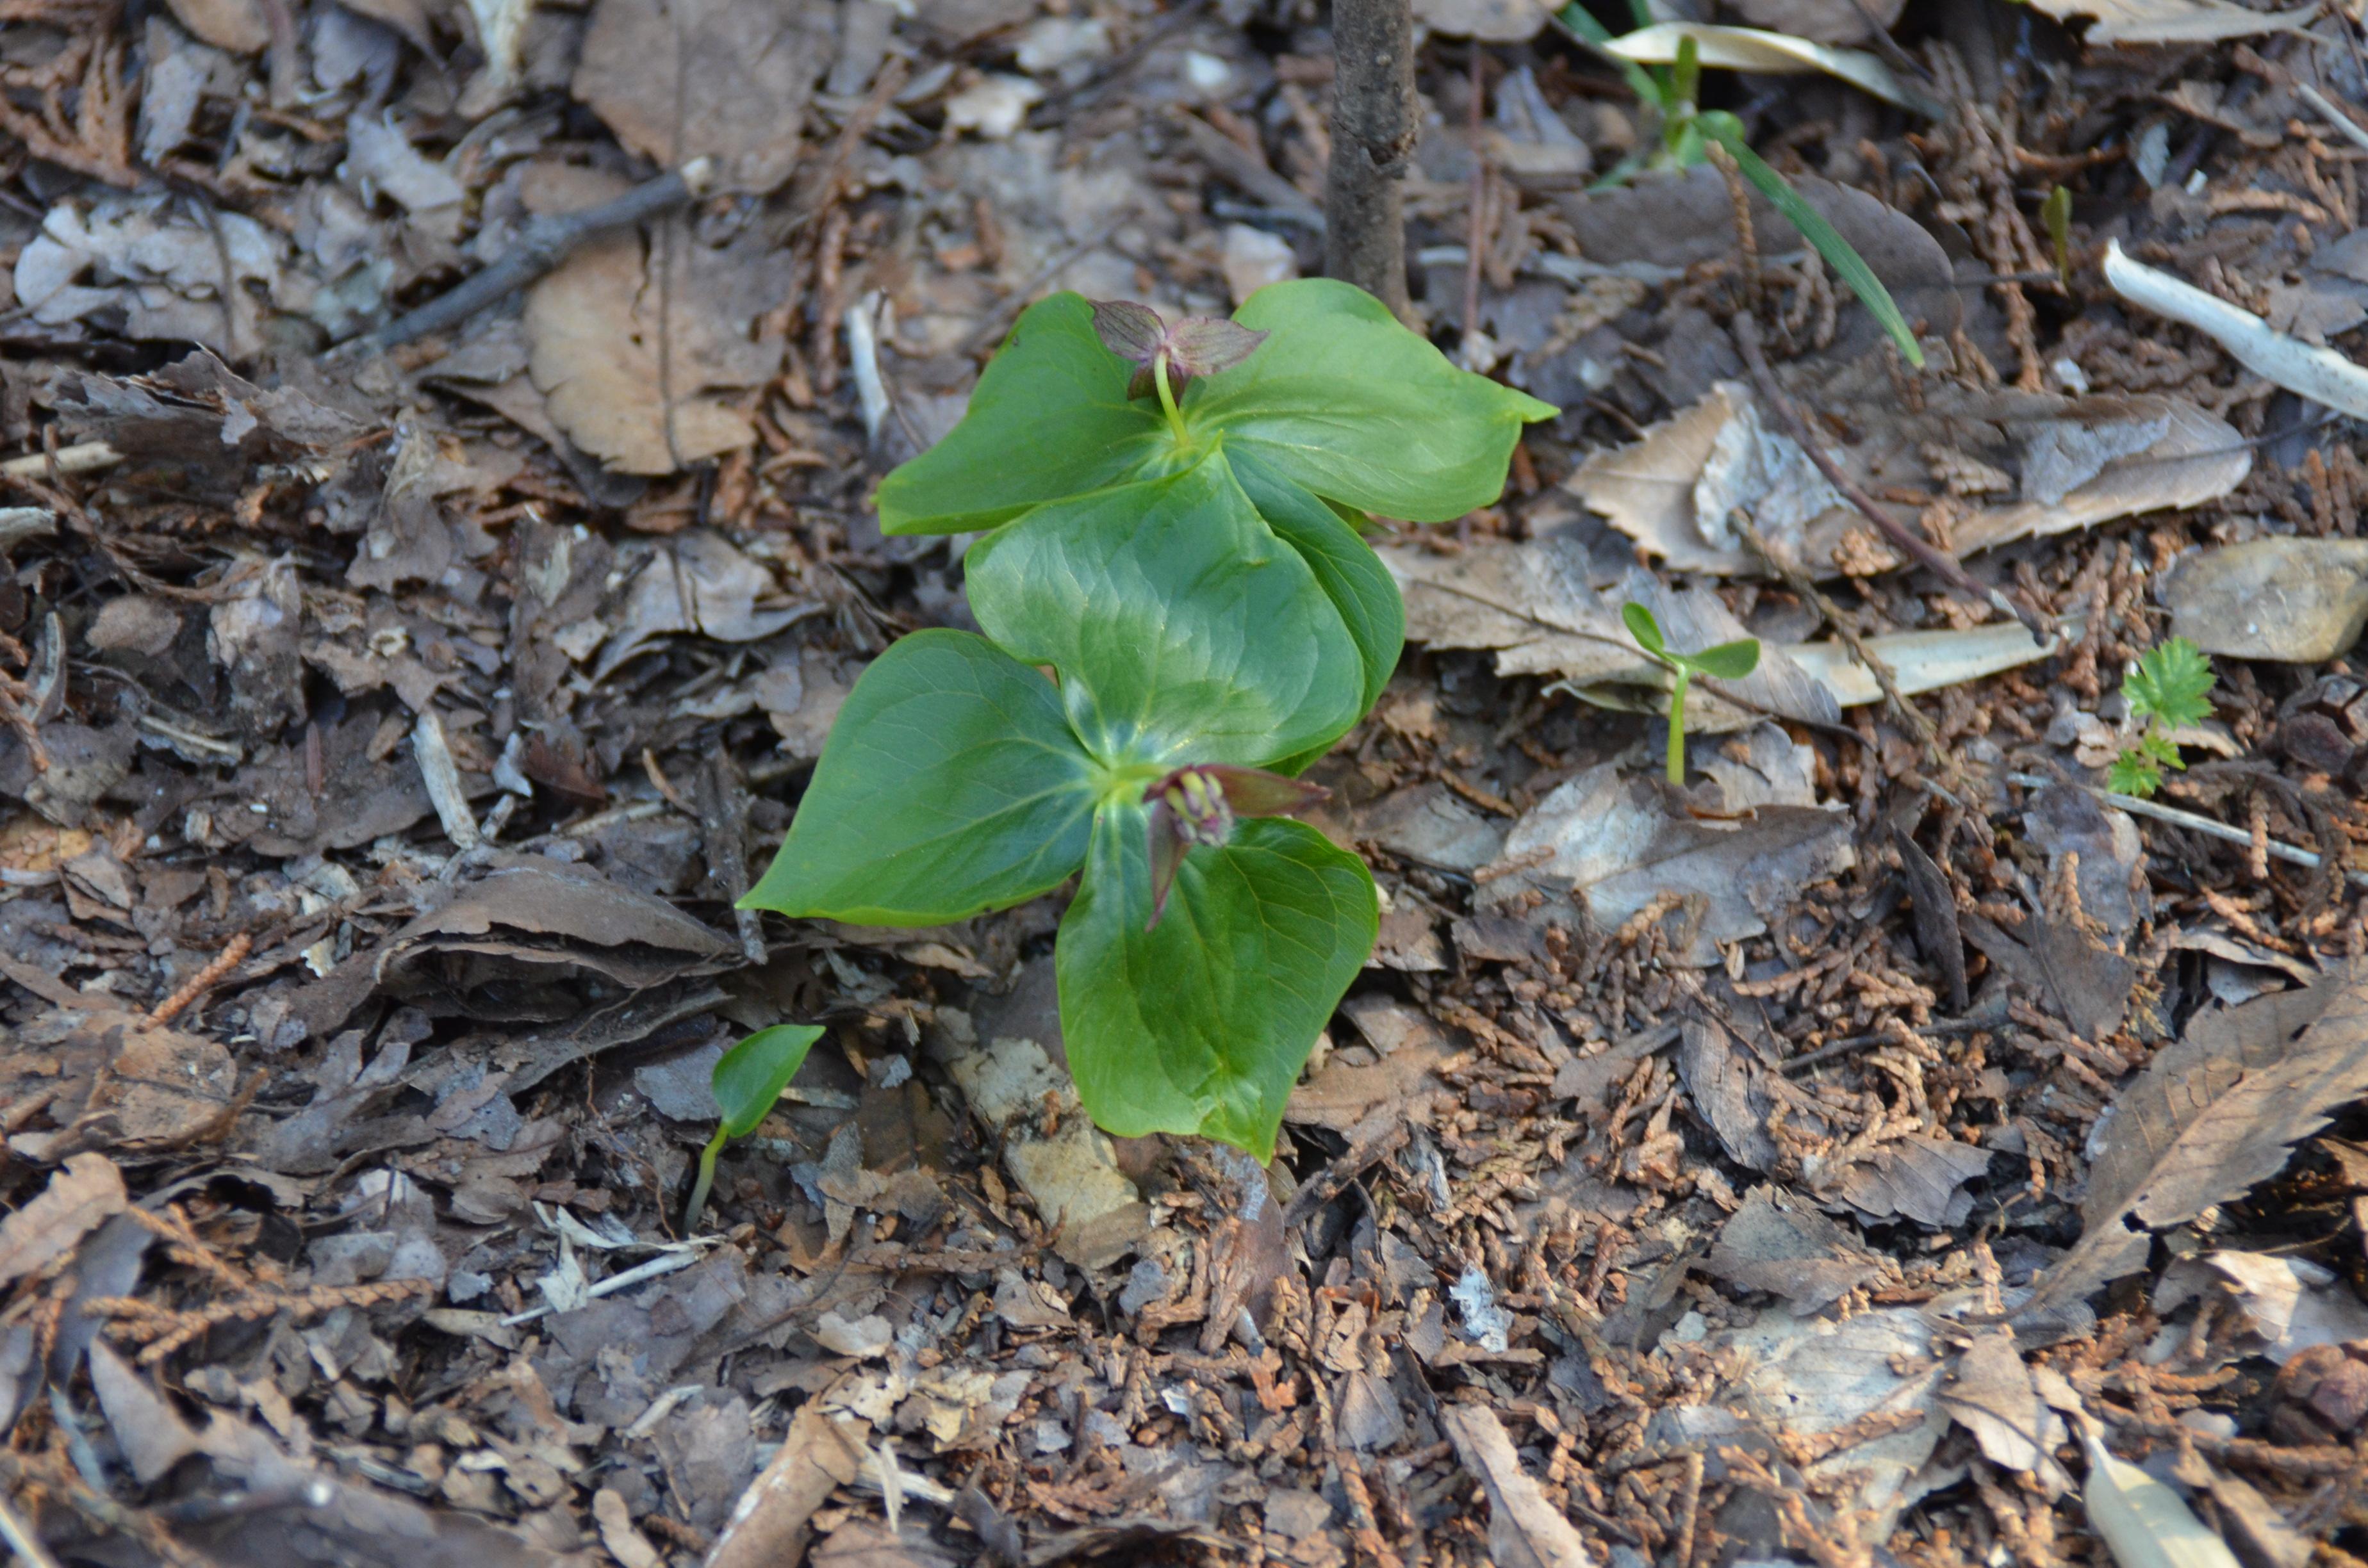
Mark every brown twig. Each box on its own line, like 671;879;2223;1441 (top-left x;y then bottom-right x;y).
1727;312;2048;639
147;933;251;1027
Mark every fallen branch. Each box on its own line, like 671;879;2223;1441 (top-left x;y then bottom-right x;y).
1729;312;2048;639
348;158;714;354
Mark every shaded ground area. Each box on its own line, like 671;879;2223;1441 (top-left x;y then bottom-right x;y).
8;0;2368;1564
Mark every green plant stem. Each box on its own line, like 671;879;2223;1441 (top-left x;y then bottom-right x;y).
685;1128;725;1230
1666;670;1688;785
1153;352;1187;444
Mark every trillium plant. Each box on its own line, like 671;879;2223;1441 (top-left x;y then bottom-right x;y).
743;281;1553;1157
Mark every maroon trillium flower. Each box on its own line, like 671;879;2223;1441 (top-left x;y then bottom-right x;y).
1143;764;1328;930
1089;300;1269;403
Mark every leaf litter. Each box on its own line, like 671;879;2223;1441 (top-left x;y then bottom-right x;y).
9;1;2368;1566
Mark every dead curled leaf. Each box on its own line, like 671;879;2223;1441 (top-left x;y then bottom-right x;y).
1570;375;2249;582
0;1152;126;1288
2019;963;2368;1322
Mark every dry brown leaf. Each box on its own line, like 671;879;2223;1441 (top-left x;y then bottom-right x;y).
160;0;267;53
707;1401;866;1568
2164;537;2368;663
0;1152;126;1289
1939;1331;2053;1474
573;0;829;193
1438;1404;1597;1568
1813;1134;1993;1228
1571;378;2247;580
1702;1184;1887;1313
523;233;758;474
2020;966;2368;1321
2018;0;2309;44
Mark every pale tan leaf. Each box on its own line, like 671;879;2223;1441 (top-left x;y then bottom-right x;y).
1439;1404;1597;1568
2021;966;2368;1320
1729;0;1903;45
2082;1430;2241;1568
1939;1332;2050;1473
2164;537;2368;664
0;1152;126;1289
2021;0;2308;45
523;233;757;475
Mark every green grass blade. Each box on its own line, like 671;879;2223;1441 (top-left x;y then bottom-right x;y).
1700;115;1925;367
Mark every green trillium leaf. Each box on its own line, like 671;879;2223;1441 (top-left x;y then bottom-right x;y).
1192;279;1557;523
1228;449;1404;717
741;630;1097;925
875;294;1167;535
876;282;1558;538
964;453;1364;771
1058;806;1377;1159
712;1024;826;1139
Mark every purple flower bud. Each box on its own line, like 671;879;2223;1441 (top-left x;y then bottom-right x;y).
1089;299;1269;403
1142;765;1329;929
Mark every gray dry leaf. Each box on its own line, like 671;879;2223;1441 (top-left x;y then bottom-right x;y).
1572;377;2247;580
1702;1184;1887;1313
1481;764;1856;965
573;0;829;193
1438;1404;1597;1568
595;532;816;678
0;1152;126;1289
2164;537;2368;663
1939;1331;2056;1476
2019;963;2368;1321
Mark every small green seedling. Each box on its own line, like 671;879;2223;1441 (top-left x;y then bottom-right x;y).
1549;5;1925;367
2107;637;2216;799
686;1024;824;1229
743;280;1552;1159
1622;602;1763;785
2041;185;2074;290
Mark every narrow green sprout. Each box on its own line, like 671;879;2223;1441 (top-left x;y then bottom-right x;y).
2042;185;2073;289
686;1024;825;1229
2107;637;2216;799
1547;3;1925;366
1624;601;1763;785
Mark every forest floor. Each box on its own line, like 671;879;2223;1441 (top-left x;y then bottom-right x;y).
7;0;2368;1564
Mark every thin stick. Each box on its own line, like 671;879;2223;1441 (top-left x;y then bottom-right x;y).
0;443;120;480
349;159;714;353
1734;516;1939;755
2004;771;2368;891
0;1490;63;1568
1729;313;2048;639
2298;82;2368;158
